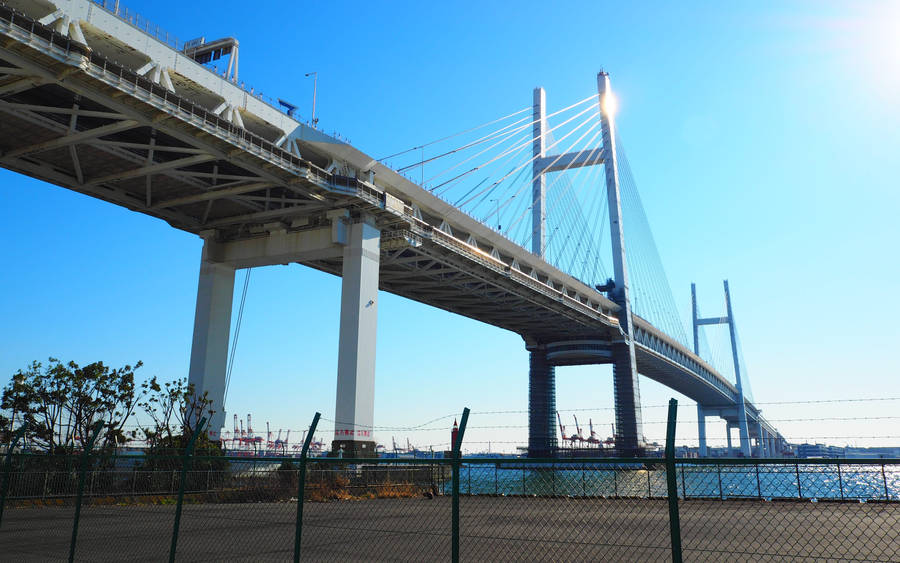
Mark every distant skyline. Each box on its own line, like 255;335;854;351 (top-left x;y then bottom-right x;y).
1;0;898;452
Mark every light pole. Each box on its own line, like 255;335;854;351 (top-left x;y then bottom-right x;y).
489;198;501;231
304;71;318;127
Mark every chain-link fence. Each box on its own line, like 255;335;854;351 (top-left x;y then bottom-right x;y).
1;410;898;561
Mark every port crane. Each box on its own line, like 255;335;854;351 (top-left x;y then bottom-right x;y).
587;419;601;445
274;429;289;455
604;424;616;447
573;415;585;443
556;411;567;442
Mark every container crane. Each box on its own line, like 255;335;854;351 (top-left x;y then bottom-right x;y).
277;429;289;455
556;411;567;442
587;419;600;445
573;415;584;442
604;423;616;446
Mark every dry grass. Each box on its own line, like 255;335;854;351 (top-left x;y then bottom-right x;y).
305;474;424;503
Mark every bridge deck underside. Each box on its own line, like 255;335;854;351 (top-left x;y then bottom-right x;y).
0;81;325;239
634;345;732;407
305;244;617;342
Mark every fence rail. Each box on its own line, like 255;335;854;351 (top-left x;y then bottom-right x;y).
1;408;898;561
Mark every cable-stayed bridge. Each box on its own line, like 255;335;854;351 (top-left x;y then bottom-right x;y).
0;0;784;457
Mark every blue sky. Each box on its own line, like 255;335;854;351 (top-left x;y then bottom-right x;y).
1;1;898;451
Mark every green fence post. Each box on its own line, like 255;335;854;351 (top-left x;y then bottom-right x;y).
69;420;104;563
293;412;320;563
837;463;844;501
451;407;470;563
755;463;761;499
0;425;27;529
664;399;683;563
168;416;207;563
717;465;723;499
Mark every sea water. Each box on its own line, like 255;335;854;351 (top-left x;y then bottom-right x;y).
451;463;900;500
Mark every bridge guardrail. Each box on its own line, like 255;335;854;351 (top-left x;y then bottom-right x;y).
0;5;310;173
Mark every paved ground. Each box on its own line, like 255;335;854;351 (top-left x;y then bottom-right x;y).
1;497;897;561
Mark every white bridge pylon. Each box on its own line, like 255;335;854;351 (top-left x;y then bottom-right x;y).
527;73;644;457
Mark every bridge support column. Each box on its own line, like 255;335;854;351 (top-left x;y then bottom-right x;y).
725;423;734;455
527;347;557;458
697;404;708;457
611;344;643;456
332;220;380;458
187;241;236;442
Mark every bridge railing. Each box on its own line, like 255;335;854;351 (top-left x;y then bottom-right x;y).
0;5;312;172
90;0;182;50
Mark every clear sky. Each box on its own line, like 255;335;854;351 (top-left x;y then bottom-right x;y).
1;1;898;452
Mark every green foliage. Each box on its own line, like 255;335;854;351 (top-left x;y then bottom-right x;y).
2;359;226;473
0;358;142;455
137;376;216;453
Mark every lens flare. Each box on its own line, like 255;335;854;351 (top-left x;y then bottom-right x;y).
602;92;618;116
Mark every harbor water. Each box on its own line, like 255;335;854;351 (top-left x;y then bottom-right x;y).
451;463;900;501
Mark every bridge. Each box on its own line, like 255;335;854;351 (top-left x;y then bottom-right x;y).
0;0;785;457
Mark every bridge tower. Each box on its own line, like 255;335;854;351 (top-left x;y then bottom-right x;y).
692;280;752;457
527;72;644;457
596;71;644;457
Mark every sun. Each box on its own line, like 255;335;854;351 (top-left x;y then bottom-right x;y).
602;92;618;116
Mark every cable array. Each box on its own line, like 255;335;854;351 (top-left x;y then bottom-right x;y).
615;141;691;347
380;92;613;289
